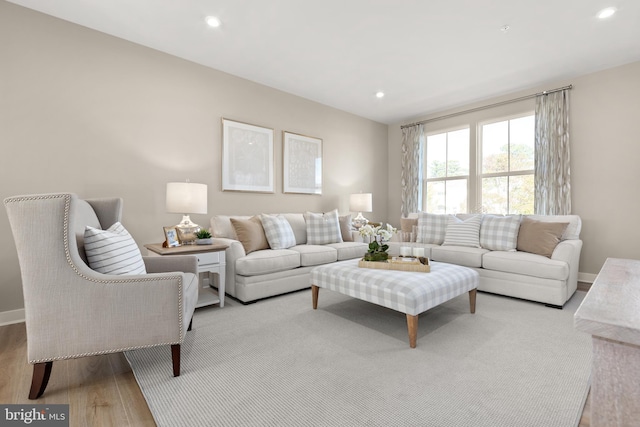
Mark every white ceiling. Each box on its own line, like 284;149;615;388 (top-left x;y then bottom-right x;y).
8;0;640;124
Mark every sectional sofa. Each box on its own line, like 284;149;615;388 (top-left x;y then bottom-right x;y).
210;211;368;303
210;210;582;308
387;213;583;308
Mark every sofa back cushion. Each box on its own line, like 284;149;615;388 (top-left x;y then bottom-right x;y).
282;213;307;245
210;215;251;240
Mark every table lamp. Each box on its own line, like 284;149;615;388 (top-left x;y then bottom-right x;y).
166;182;207;245
350;193;372;229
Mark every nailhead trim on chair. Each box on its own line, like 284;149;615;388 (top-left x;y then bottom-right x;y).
6;193;186;363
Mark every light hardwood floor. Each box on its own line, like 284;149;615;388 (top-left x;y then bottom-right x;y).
1;292;592;426
0;322;154;426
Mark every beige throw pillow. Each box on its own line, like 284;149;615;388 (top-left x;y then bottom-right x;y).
516;218;569;257
339;214;353;242
400;217;418;233
230;216;270;254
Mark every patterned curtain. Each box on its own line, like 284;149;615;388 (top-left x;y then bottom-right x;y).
401;124;423;217
534;90;571;215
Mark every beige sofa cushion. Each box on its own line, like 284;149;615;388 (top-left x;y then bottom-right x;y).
517;218;568;258
231;216;270;254
235;249;301;276
430;246;489;268
526;214;581;240
339;214;353;242
290;245;338;266
482;251;569;281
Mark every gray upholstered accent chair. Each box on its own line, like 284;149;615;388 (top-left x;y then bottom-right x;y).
4;193;199;399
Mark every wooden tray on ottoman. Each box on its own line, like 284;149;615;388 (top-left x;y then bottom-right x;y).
358;257;430;273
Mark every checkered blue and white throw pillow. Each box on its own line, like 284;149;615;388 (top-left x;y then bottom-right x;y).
442;215;483;248
480;215;522;251
305;209;343;245
84;222;147;275
260;214;297;249
416;212;450;244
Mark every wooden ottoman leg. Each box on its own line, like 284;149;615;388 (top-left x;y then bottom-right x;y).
406;314;418;348
469;289;477;314
312;285;319;309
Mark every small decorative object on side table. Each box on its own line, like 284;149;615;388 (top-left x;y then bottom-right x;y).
195;229;213;245
144;242;228;308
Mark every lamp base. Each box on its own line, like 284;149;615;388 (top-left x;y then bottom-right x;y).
176;215;200;245
352;212;369;230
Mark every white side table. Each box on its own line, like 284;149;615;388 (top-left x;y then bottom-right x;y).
144;243;228;308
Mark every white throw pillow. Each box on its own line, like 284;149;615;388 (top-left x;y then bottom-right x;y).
480;215;521;251
305;209;343;245
442;215;482;248
416;212;450;244
84;222;147;275
260;214;297;249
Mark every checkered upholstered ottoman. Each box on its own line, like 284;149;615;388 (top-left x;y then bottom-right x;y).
310;258;479;348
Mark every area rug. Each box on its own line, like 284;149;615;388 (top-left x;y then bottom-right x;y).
125;289;591;427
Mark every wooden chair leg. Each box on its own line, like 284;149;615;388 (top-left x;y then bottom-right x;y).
171;344;181;377
29;361;53;399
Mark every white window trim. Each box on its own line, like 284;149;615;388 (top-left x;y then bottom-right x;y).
421;111;535;214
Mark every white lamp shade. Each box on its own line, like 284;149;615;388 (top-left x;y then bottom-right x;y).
350;193;372;212
166;182;208;214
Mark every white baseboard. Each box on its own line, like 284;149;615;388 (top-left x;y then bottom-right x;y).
0;308;25;326
578;272;597;284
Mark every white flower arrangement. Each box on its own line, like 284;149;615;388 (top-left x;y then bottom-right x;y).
359;223;397;241
359;223;397;261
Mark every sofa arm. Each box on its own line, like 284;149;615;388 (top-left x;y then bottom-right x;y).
551;239;583;301
212;237;246;297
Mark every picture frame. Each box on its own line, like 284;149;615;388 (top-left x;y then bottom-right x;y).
163;226;181;248
283;131;323;195
222;118;274;193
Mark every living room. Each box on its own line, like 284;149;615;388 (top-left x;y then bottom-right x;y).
1;1;640;426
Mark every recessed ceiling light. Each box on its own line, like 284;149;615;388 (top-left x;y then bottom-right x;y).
375;91;385;98
597;7;616;19
205;16;221;27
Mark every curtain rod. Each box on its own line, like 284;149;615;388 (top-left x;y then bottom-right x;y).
400;84;573;129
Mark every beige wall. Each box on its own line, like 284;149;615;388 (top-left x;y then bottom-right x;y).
0;2;388;316
388;60;640;277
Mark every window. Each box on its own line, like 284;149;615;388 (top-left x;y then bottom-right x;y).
480;115;534;214
423;128;469;214
421;113;534;214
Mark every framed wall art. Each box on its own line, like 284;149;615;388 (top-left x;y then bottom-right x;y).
283;131;323;195
222;118;274;193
